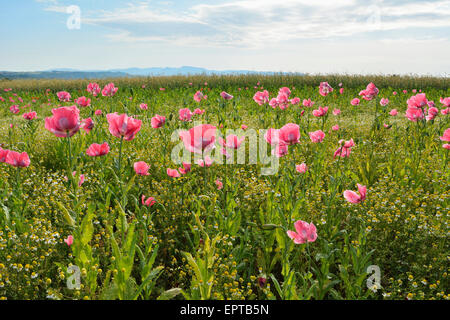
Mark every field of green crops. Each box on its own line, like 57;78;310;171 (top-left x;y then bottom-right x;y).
0;74;448;300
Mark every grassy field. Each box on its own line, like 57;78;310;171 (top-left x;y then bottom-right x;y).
0;74;448;300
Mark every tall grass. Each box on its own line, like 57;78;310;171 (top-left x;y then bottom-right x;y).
1;73;449;92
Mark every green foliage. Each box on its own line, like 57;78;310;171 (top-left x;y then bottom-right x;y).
0;75;448;300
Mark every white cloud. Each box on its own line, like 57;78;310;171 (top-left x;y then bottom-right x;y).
44;5;69;13
75;0;450;48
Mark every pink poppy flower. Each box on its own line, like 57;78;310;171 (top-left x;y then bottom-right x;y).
64;235;74;247
106;113;142;141
141;195;156;207
179;162;191;175
81;118;94;133
380;98;389;106
290;97;301;105
179;108;193;121
319;82;333;97
151;114;166;128
241;124;248;130
312;106;328;117
295;163;308;173
339;88;344;94
440;128;450;142
407;93;428;109
269;98;279;109
389;109;398;116
139;103;148;110
75;96;91;107
179;124;216;154
194;91;206;102
45;106;80;138
351;98;360;106
220;91;233;100
405;107;424;122
303;99;314;107
276;92;290;110
220;134;245;149
23;111;37;120
87;83;101;96
167;168;180;178
78;174;85;187
197;156;213;167
94;109;102;116
279;123;300;145
134;161;150;176
332;125;340;131
0;148;10;163
359;83;379;101
278;87;291;97
86;142;110;157
339;138;355;148
333;144;352;158
264;128;280;145
272;143;289;158
287;220;317;244
10;105;19;114
5;151;30;167
426;107;439;121
309;130;325;143
194;108;205;115
253;90;270;105
102;83;118;97
57;91;71;102
332;108;341;116
343;184;367;204
440;97;450;107
215;179;223;190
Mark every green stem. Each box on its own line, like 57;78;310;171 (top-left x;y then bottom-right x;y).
203;156;207;191
15;166;21;196
66;135;75;192
118;136;124;180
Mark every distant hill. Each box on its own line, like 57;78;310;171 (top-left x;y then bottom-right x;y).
0;66;296;80
108;66;269;76
0;70;129;80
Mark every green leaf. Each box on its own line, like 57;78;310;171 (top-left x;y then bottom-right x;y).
157;288;182;300
57;201;75;227
80;211;94;246
132;266;164;300
269;274;283;299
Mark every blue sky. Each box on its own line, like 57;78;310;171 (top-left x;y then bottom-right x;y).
1;0;449;75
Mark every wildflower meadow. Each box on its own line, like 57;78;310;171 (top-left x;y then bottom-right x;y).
0;74;448;301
